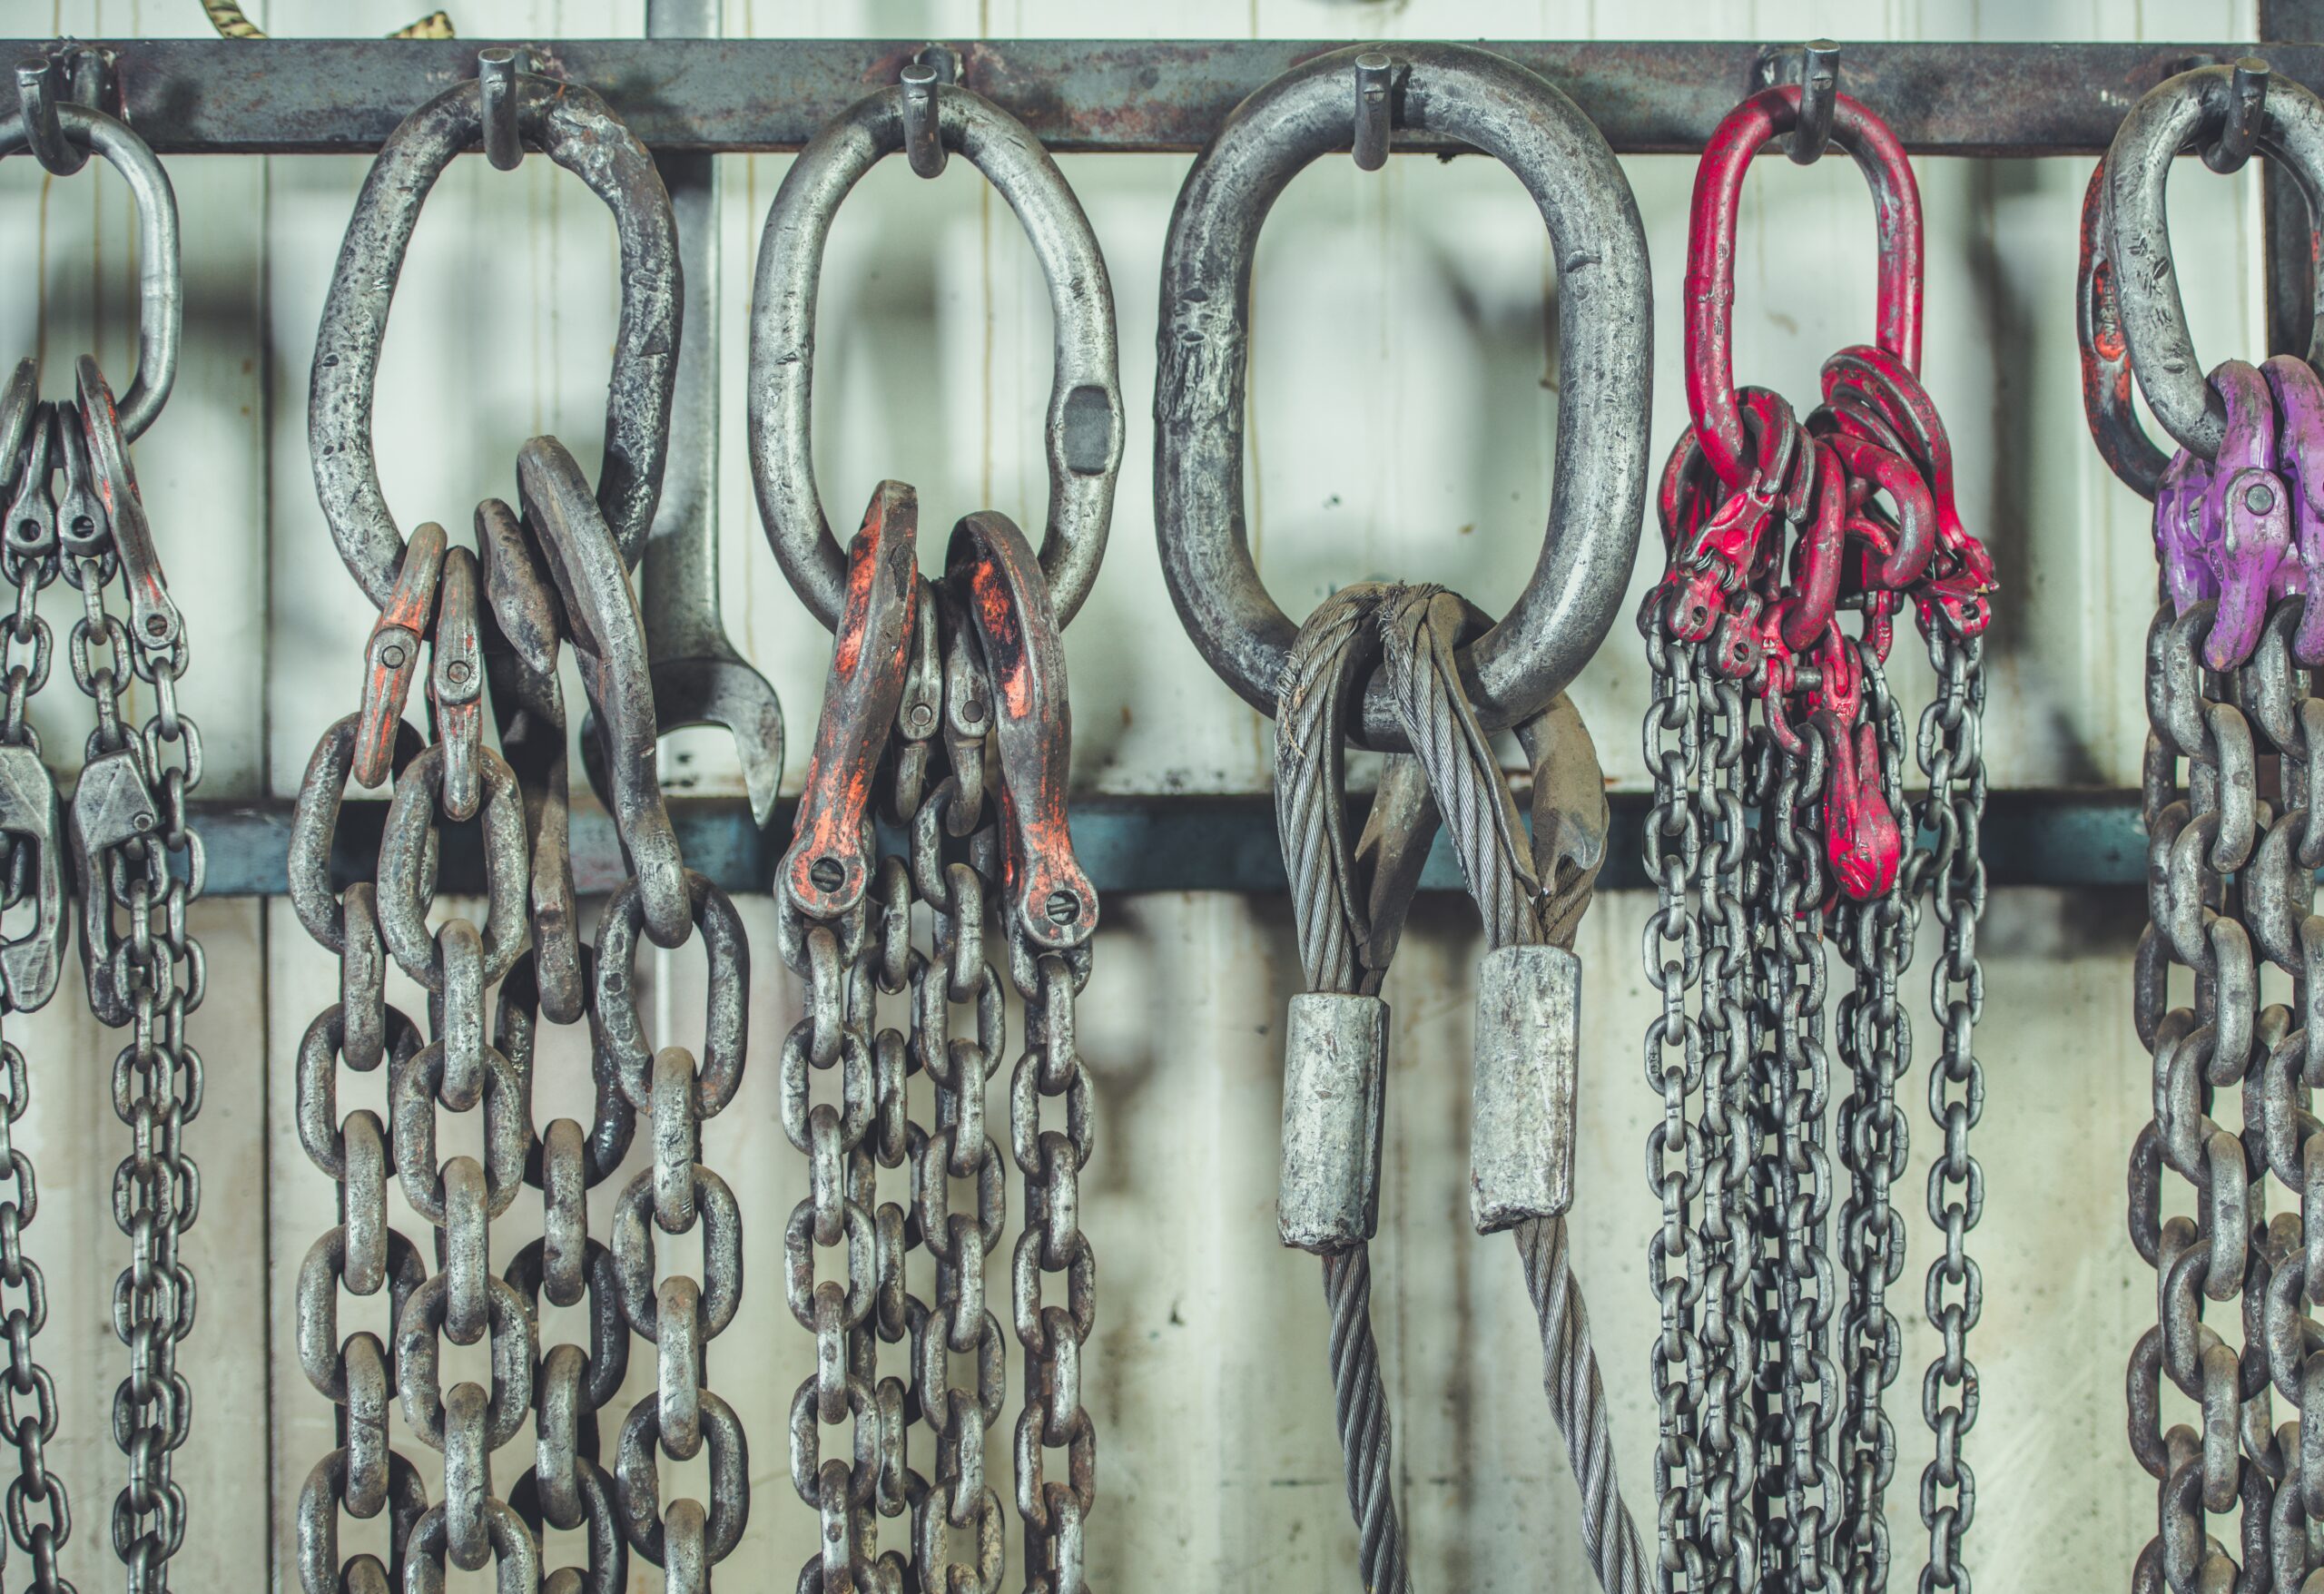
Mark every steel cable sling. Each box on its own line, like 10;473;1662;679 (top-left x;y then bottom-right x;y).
2082;55;2324;1594
1644;64;1995;1594
752;59;1124;1594
0;71;205;1594
1154;41;1651;1591
1271;577;1647;1593
292;56;761;1594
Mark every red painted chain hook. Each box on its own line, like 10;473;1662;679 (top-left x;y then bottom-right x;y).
1652;81;1983;907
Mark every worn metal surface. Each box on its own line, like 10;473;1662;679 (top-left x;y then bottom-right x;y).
307;65;679;607
172;787;2149;896
6;36;2320;156
750;71;1123;631
1277;990;1387;1253
1467;944;1579;1231
1156;42;1650;746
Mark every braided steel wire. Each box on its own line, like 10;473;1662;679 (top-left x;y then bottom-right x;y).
1275;582;1412;1594
1374;585;1649;1594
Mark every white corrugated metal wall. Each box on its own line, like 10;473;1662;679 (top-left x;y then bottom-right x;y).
4;0;2249;1588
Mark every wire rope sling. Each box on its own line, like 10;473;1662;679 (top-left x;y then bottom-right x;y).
1155;41;1652;1594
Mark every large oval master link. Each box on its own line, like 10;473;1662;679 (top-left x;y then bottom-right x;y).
1153;42;1651;750
0;104;181;440
748;73;1125;632
309;70;680;609
2105;62;2324;459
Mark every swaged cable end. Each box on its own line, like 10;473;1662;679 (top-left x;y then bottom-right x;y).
1787;39;1841;165
1353;51;1393;171
478;46;524;171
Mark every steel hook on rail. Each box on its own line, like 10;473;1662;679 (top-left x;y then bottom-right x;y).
0;83;180;439
748;54;1125;632
1351;52;1394;171
1779;39;1842;165
310;65;679;610
2206;57;2270;175
476;47;526;171
1155;42;1652;752
2104;59;2324;460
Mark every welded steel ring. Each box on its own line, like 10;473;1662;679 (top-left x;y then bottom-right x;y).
1684;84;1922;493
0;103;179;440
1153;43;1650;749
2107;61;2324;459
2077;160;2171;500
749;80;1124;631
310;73;679;610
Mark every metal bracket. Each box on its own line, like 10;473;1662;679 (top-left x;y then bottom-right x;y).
901;43;960;179
1353;50;1393;171
15;41;116;177
477;44;527;170
1777;38;1841;164
2205;55;2271;173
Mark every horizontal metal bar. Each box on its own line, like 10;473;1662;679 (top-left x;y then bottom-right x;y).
21;38;2299;157
186;790;2146;898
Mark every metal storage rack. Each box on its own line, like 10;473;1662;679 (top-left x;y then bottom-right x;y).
15;24;2316;895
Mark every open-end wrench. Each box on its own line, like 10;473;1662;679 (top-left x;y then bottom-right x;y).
635;0;784;827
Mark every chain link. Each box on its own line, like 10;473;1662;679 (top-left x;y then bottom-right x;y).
1750;723;1838;1591
0;403;69;1594
1905;629;1984;1594
2130;597;2305;1591
1831;645;1910;1594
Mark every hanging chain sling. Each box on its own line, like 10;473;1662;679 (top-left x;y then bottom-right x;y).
293;56;768;1594
2083;57;2324;1594
753;62;1123;1594
1646;69;1995;1594
0;76;202;1594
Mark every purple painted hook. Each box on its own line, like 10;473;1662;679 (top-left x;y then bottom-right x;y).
2153;359;2297;671
2263;353;2324;664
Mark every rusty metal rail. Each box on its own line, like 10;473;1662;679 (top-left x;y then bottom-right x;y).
19;37;2316;156
177;791;2147;896
17;32;2309;899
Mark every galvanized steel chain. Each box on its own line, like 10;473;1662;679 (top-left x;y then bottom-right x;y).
777;483;1099;1594
1640;615;1754;1592
759;65;1118;1589
1830;645;1909;1594
2088;60;2324;1592
1900;627;1984;1594
0;369;75;1594
1653;65;1994;1594
0;79;191;1594
295;64;703;1594
775;483;928;1593
60;361;205;1594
